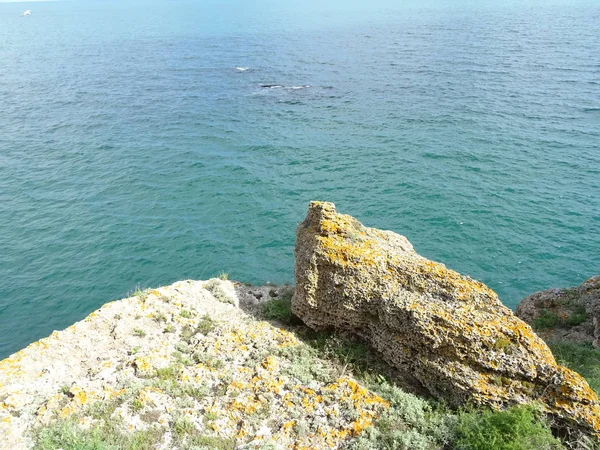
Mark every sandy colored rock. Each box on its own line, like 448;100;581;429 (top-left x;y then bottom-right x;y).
292;201;600;438
517;275;600;347
0;278;389;450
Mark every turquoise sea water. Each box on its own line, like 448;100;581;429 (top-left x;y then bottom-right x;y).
1;0;599;358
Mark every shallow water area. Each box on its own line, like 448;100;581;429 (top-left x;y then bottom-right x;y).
0;0;599;358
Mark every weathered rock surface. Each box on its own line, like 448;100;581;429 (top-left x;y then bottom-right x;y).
292;201;600;438
0;279;388;450
517;275;600;348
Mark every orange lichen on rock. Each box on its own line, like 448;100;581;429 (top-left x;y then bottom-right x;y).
292;201;600;438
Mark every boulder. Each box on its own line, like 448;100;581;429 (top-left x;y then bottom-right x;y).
292;201;600;438
517;276;600;348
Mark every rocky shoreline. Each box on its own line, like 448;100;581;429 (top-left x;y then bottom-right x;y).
1;202;599;449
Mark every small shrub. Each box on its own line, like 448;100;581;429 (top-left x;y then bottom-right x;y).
182;384;209;400
204;279;235;305
131;286;149;302
218;272;229;280
175;342;191;353
453;404;562;450
566;312;588;326
163;323;175;333
152;312;166;323
179;309;193;319
204;411;219;421
533;310;560;331
348;381;455;450
173;415;198;438
263;298;293;324
565;305;588;327
196;314;216;335
131;397;144;413
155;365;180;381
132;327;146;337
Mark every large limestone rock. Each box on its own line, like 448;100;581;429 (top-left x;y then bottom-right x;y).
517;275;600;347
292;201;600;437
0;279;389;450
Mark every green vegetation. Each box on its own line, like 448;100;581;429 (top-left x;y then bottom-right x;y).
155;365;180;381
179;309;193;319
278;344;335;384
31;284;596;450
179;315;216;344
564;304;588;326
204;279;234;305
296;331;568;450
171;415;236;449
32;408;235;450
132;328;146;337
34;418;162;450
532;303;589;331
151;312;166;323
532;310;560;330
262;287;294;324
131;287;150;302
348;382;456;450
263;298;293;323
195;314;216;336
549;341;600;393
453;405;561;450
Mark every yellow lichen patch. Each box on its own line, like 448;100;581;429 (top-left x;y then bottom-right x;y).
261;355;279;373
136;386;163;408
133;356;152;375
551;366;599;403
69;386;93;407
318;234;385;269
59;403;78;419
417;260;497;302
103;387;126;400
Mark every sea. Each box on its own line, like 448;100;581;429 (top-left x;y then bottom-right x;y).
0;0;599;358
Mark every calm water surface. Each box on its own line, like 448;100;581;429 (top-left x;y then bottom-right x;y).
1;0;599;357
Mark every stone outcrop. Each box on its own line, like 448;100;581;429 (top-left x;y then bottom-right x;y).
517;276;600;347
0;279;389;450
292;201;600;437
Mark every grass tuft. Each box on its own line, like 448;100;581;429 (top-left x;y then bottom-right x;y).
533;310;560;331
